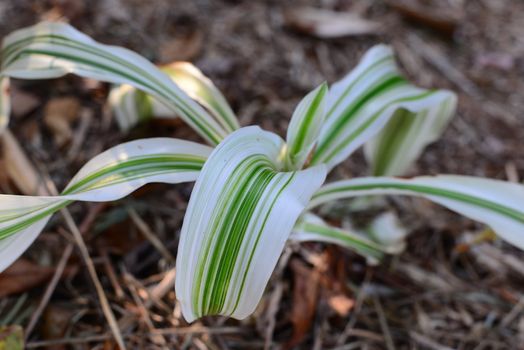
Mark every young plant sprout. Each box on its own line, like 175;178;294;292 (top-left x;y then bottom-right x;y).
1;22;523;322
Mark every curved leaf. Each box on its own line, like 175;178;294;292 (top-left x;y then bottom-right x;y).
290;213;385;264
109;62;239;133
310;176;524;250
285;83;328;170
364;93;457;176
107;83;153;131
0;22;228;144
175;126;326;321
310;45;455;171
162;62;239;132
0;138;212;272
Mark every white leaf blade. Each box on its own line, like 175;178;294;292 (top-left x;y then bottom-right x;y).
311;45;455;171
290;213;386;264
108;84;153;131
1;21;227;144
162;62;239;132
109;62;239;133
310;176;524;250
0;138;212;272
286;82;327;169
175;126;326;321
364;91;457;176
366;212;408;254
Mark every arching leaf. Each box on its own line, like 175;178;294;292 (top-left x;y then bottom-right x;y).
310;45;455;171
0;138;211;272
310;176;524;250
286;83;327;170
0;22;229;144
176;126;326;321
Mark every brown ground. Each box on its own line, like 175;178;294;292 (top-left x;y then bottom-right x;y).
0;0;523;349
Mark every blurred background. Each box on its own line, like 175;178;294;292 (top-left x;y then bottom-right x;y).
0;0;523;349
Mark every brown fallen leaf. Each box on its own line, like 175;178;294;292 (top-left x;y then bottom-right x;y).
285;259;320;349
0;130;47;195
0;326;24;350
327;293;355;317
0;259;55;298
387;0;462;37
283;7;381;38
44;97;81;147
9;85;40;119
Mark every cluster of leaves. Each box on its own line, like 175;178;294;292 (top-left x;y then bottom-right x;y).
0;22;523;322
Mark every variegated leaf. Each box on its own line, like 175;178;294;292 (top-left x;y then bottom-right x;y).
0;22;232;144
364;93;457;176
310;176;524;250
0;138;212;272
109;61;239;132
310;45;455;171
162;62;239;132
291;213;386;264
176;126;326;321
285;83;328;170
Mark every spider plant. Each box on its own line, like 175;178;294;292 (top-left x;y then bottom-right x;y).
0;22;523;322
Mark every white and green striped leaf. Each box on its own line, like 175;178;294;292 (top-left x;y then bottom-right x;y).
364;93;457;176
109;62;239;132
285;83;328;170
310;176;524;250
0;138;212;272
310;45;455;171
365;212;408;254
175;126;326;321
108;84;154;131
162;62;239;132
290;213;386;264
0;21;232;144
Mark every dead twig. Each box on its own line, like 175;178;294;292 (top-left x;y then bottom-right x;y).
128;207;176;263
373;296;396;350
409;331;454;350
